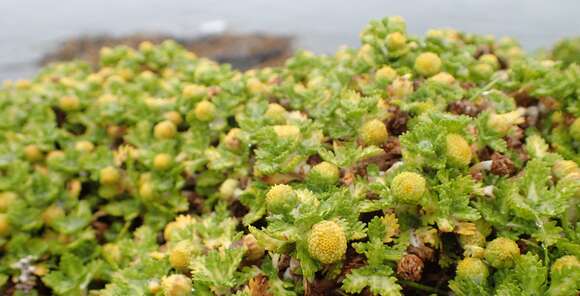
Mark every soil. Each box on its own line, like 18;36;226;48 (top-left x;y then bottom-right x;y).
40;33;294;70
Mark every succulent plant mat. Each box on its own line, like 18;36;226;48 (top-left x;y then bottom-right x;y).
0;16;579;296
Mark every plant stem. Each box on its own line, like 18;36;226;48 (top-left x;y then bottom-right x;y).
399;280;446;295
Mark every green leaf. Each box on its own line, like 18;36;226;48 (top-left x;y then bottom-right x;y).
190;248;245;293
42;254;102;296
52;201;92;234
547;261;580;296
448;278;491;296
513;253;548;296
342;265;401;296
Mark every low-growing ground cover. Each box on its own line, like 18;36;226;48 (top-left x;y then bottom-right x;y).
0;16;579;296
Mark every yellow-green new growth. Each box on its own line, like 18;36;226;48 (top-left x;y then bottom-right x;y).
386;32;407;51
58;95;80;112
479;54;500;70
360;119;388;146
24;144;43;162
471;63;494;80
75;141;94;153
459;230;486;248
551;255;580;277
484;237;520;268
102;243;121;265
154;120;177;139
153;153;173;171
391;172;427;203
390;76;414;99
99;166;120;185
164;111;183;126
219;178;239;200
552;160;579;179
42;204;65;225
169;240;193;270
488;108;525;135
446;133;472;166
265;103;287;124
265;184;298;214
161;274;192;296
414;52;442;76
0;213;10;236
163;215;194;242
309;161;340;184
182;84;207;99
375;66;397;81
194;100;216;122
429;72;455;85
307;221;347;264
0;192;17;212
241;234;265;261
273;125;301;140
224;128;242;150
456;257;489;282
570;118;580;141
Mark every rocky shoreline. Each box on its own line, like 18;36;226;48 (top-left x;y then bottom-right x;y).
40;33;293;70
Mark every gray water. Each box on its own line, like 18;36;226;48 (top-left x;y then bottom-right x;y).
1;0;579;81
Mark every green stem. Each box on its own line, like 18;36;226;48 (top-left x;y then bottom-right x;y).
399;280;446;295
468;76;501;101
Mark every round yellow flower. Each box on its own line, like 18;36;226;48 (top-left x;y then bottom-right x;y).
552;160;579;179
551;255;580;276
161;274;192;296
194;100;216;122
484;237;520;268
414;52;442;76
58;95;80;112
99;166;120;185
273;125;300;140
153;153;173;171
154;120;177;140
265;184;297;214
360;119;388;146
386;32;407;51
169;240;193;270
265;103;287;124
75;141;94;153
391;172;426;203
456;257;489;282
24;144;43;162
375;66;397;81
309;161;340;184
307;221;347;264
446;133;472;166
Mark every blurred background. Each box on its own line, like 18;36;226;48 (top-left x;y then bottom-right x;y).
1;0;579;81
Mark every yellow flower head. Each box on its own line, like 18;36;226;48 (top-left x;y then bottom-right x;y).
414;52;442;76
309;161;340;184
360;119;388;146
484;237;520;268
161;274;192;296
551;255;580;276
307;221;347;264
194;100;216;122
391;172;426;203
446;133;472;166
265;184;297;214
456;257;489;282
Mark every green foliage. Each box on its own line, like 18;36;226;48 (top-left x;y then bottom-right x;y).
0;15;579;296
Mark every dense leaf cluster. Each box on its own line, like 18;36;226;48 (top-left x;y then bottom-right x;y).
0;16;579;296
